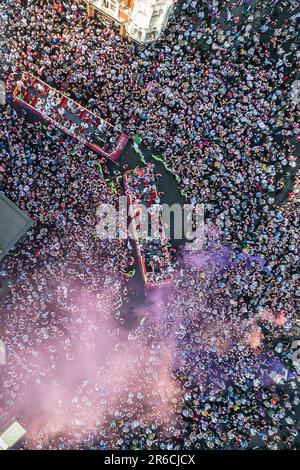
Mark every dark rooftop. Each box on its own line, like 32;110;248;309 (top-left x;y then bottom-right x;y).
0;192;34;261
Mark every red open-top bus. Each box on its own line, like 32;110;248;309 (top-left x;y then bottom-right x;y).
12;72;128;161
123;166;176;289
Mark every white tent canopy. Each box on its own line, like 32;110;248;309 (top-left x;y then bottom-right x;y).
0;420;26;450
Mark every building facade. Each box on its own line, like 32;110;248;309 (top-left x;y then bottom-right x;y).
86;0;176;43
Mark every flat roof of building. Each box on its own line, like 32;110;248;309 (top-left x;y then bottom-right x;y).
0;420;26;450
0;192;34;261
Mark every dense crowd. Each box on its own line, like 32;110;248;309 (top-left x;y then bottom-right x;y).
0;0;299;450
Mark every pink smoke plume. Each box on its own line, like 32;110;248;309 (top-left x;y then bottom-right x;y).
1;221;288;448
258;308;286;327
1;275;181;448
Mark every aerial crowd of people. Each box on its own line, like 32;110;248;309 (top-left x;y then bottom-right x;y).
0;0;299;450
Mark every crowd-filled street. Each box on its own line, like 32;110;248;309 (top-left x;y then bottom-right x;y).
0;0;299;450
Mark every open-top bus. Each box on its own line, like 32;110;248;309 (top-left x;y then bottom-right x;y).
12;72;128;161
123;165;177;289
